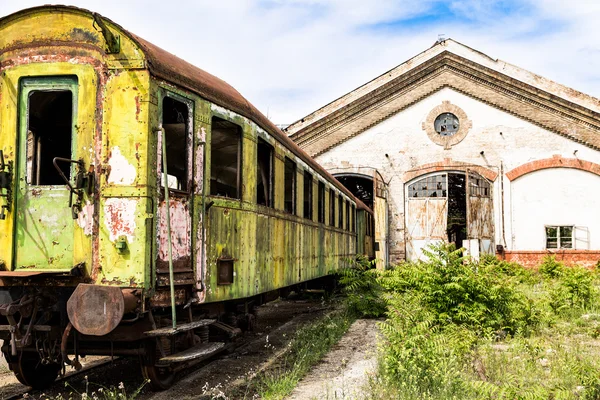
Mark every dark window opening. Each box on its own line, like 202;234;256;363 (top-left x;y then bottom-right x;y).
27;91;73;185
335;175;374;209
338;196;343;228
284;157;296;214
257;138;273;207
346;200;350;231
447;173;467;247
351;205;356;232
303;171;313;220
162;97;190;191
546;226;573;249
318;181;325;223
329;190;335;226
408;174;447;198
211;117;241;198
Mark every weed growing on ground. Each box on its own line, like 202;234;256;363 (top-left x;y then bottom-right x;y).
256;307;355;400
337;243;600;400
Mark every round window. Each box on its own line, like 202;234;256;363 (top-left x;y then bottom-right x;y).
434;113;460;136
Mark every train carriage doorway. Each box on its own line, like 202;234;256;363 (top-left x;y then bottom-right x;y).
156;95;195;287
405;171;493;261
14;77;82;271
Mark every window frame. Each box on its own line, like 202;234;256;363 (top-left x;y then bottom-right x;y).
303;170;313;220
161;93;193;193
284;156;297;214
256;137;274;207
210;116;243;199
545;225;574;249
329;189;336;227
318;181;325;224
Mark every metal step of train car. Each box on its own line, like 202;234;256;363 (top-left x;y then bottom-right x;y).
0;4;371;391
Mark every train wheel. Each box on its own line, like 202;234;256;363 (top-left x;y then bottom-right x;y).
9;352;61;389
140;340;175;391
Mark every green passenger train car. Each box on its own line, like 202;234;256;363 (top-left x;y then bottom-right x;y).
0;5;368;390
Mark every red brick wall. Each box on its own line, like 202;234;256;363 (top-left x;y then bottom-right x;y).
499;250;600;269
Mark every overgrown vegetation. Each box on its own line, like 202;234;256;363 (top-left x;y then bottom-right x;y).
340;243;600;399
256;308;354;400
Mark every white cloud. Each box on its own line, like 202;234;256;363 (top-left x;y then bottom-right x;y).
0;0;598;124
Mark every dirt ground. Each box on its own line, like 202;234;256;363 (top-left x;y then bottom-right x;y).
286;319;380;400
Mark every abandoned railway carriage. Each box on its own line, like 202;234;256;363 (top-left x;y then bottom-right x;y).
0;6;364;390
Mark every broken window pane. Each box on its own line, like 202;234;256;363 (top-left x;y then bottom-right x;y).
318;181;325;223
162;97;190;191
27;90;73;185
284;157;296;214
303;171;313;219
211;117;241;198
257;138;273;207
338;196;343;228
329;190;335;226
408;174;447;198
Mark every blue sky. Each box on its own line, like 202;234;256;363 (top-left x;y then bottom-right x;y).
0;0;598;124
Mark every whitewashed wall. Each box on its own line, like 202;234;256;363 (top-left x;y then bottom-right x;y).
510;169;600;250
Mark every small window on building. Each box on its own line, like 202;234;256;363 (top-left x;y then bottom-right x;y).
162;97;190;191
329;190;336;226
318;181;325;223
284;157;296;214
338;196;344;229
211;117;241;198
27;90;73;185
303;171;313;220
257;138;273;207
434;112;459;136
546;226;573;249
469;174;491;198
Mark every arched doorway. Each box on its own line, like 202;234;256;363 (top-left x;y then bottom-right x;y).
405;170;494;261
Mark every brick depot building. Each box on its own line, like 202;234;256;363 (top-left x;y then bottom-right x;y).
286;39;600;268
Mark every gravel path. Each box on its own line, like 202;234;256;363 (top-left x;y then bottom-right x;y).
286;319;380;400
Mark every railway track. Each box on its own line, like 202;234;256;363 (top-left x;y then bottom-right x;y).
0;296;331;400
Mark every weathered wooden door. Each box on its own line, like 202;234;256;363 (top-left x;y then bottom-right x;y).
14;77;82;270
466;170;494;256
373;172;388;269
405;174;449;261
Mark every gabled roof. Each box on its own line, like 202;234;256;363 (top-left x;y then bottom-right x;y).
286;39;600;156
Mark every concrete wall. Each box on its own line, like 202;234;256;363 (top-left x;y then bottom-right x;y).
314;87;600;265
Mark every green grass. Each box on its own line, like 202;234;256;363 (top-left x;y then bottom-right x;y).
256;307;355;400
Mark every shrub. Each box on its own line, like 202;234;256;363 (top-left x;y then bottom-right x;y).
549;265;595;313
337;255;387;317
539;255;565;278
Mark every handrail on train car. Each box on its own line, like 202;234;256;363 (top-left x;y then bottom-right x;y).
159;126;177;330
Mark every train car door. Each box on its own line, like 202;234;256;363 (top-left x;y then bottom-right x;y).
465;170;494;257
13;77;84;271
156;94;194;287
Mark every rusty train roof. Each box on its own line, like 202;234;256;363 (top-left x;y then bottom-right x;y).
0;5;356;201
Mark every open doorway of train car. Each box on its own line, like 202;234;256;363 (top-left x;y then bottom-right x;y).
405;171;493;261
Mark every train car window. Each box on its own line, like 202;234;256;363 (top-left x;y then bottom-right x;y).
211;117;242;198
352;205;356;232
284;157;296;214
27;91;73;185
329;190;335;227
318;181;325;223
162;97;190;191
338;196;343;229
346;200;350;231
256;138;273;207
303;171;313;220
